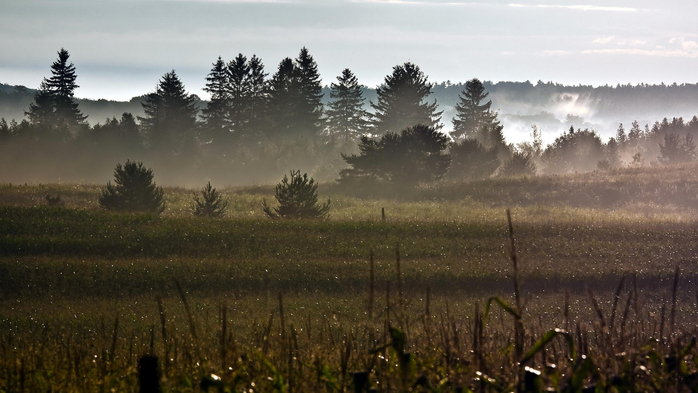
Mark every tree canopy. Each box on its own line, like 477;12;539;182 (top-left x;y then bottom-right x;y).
370;62;442;135
339;124;450;186
451;78;499;140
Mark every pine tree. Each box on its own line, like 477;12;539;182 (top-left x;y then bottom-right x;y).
245;55;269;140
139;71;198;153
25;80;56;127
227;54;251;139
371;62;442;135
247;56;268;120
326;68;369;140
294;47;324;137
202;57;230;140
99;160;165;214
339;124;450;185
193;181;228;218
262;170;330;219
45;48;87;128
628;121;643;144
615;123;627;144
451;78;499;140
267;58;298;137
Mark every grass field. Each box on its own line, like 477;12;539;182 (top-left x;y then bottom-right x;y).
3;164;698;391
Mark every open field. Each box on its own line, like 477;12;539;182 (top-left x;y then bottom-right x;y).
3;164;698;391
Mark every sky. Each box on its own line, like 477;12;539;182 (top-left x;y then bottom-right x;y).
1;0;697;101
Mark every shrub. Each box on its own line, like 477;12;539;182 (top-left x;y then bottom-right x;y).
45;194;63;207
338;124;451;186
447;138;500;180
193;181;228;218
263;170;330;219
99;160;165;214
499;151;537;177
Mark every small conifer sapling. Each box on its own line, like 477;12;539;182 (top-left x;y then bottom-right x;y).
263;170;330;219
193;181;228;218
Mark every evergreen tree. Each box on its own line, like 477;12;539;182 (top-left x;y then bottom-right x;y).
25;80;56;127
615;123;627;144
628;121;643;145
293;47;324;137
46;48;86;128
447;138;500;180
246;55;269;138
326;68;369;140
267;58;298;137
339;124;450;185
139;71;198;153
202;57;230;141
451;78;499;140
262;170;330;219
99;160;165;214
193;181;228;218
227;54;251;139
370;62;442;135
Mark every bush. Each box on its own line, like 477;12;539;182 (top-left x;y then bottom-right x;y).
447;138;500;180
45;194;63;207
499;151;537;177
263;170;330;219
193;181;228;218
99;160;165;214
338;124;451;186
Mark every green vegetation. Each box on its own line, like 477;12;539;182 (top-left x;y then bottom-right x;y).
99;160;165;214
263;170;330;219
3;165;698;390
193;181;228;218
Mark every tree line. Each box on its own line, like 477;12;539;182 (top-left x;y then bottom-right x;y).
1;47;697;187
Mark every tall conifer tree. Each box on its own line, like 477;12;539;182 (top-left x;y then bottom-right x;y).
139;71;198;153
245;55;269;139
202;57;230;140
294;47;324;137
326;68;368;139
227;53;251;139
451;78;499;140
46;48;87;127
371;62;442;135
267;58;298;138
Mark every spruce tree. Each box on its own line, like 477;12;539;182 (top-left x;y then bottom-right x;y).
326;68;369;140
139;70;198;153
371;62;442;135
227;53;251;139
267;58;298;138
99;160;165;214
245;55;269;140
25;80;56;127
451;78;499;140
294;47;324;137
202;57;230;140
46;48;87;127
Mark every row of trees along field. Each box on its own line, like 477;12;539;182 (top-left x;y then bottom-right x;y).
1;47;698;186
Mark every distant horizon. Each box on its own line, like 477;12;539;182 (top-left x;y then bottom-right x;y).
4;76;698;103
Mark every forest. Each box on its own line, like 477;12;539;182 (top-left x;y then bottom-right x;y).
2;47;698;188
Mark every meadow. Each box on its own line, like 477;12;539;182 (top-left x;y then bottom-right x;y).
3;164;698;392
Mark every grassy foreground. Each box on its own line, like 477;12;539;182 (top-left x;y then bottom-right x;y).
3;165;698;391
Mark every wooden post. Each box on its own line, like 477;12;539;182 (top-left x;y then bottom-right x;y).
381;207;385;221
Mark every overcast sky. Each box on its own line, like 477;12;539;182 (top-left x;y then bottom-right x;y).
1;0;697;101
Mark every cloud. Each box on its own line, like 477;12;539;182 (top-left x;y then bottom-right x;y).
509;4;638;12
537;50;571;56
349;0;487;5
593;36;615;44
582;48;698;58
